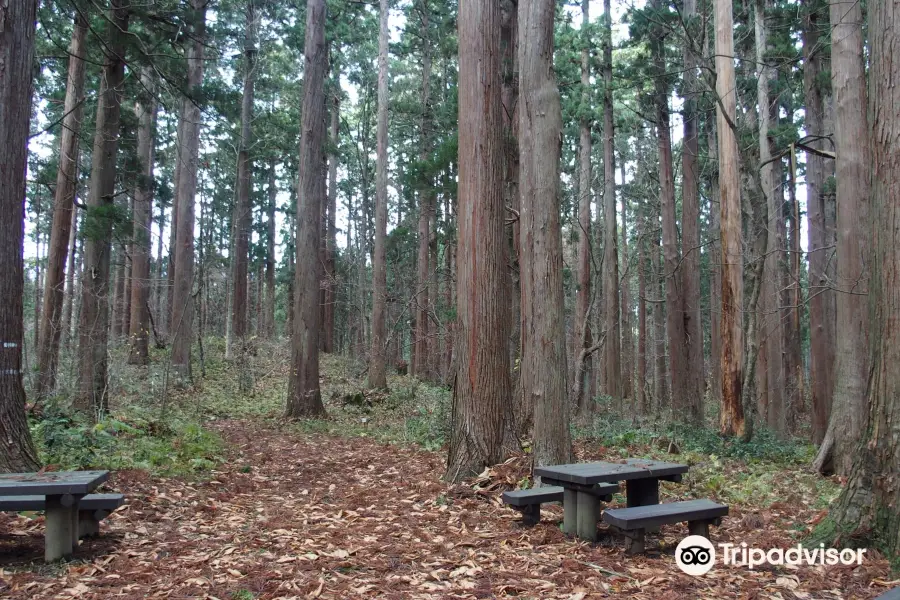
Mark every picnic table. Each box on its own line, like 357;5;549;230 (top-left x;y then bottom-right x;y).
0;470;109;561
534;459;688;541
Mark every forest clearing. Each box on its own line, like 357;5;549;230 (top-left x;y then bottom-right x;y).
0;348;895;599
2;0;900;597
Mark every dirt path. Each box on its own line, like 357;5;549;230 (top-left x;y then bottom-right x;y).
0;420;893;599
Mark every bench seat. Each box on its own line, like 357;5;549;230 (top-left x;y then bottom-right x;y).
602;499;728;553
0;493;125;538
502;484;618;526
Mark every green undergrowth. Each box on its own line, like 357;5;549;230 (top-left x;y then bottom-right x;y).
31;404;224;475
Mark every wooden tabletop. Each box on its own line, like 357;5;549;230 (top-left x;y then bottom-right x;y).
0;470;109;496
534;459;688;485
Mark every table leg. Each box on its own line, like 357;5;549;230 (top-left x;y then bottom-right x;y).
45;495;75;562
563;488;578;535
626;479;661;533
625;479;660;507
576;491;598;542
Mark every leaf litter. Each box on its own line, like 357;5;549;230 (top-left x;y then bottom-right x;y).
0;419;894;599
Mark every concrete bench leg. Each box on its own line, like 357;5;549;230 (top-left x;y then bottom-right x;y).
518;504;540;526
78;511;101;538
688;519;710;539
563;488;578;535
45;495;75;562
625;528;646;554
576;491;599;542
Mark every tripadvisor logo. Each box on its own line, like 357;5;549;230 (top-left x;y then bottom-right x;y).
676;535;716;576
675;536;868;576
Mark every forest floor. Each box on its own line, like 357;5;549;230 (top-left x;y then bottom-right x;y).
0;344;896;599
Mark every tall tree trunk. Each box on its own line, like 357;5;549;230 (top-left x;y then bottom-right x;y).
500;0;522;419
803;0;833;444
601;0;622;402
265;160;277;338
706;109;722;408
230;0;257;354
369;0;390;390
653;7;687;418
652;214;667;411
286;210;296;339
414;4;434;380
825;1;900;552
518;0;572;470
0;0;41;472
285;0;328;418
166;117;185;336
714;0;745;436
112;243;127;338
61;206;79;352
620;161;633;401
443;189;455;384
154;198;165;329
76;1;129;415
756;0;786;436
122;214;133;337
574;0;593;415
36;13;88;399
323;93;339;351
170;0;207;385
813;0;870;475
785;139;803;428
680;0;703;420
128;67;158;365
446;0;515;482
33;208;43;354
637;200;648;413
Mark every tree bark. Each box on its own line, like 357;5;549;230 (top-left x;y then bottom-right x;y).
128;68;158;365
574;0;593;415
166;113;186;337
265;160;277;338
61;206;80;352
285;0;328;418
680;0;703;420
620;161;633;401
518;0;572;470
170;0;207;385
714;0;745;436
368;0;390;390
653;209;667;410
637;199;648;413
601;0;621;402
706;109;722;408
825;1;900;553
76;0;129;414
756;0;785;436
653;7;687;418
446;0;515;482
323;93;339;351
230;0;257;354
414;4;434;380
803;0;834;444
36;14;88;398
0;0;41;472
813;0;870;475
112;242;127;339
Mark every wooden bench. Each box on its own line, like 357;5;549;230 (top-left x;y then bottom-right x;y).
502;483;618;526
602;499;728;553
0;493;125;539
